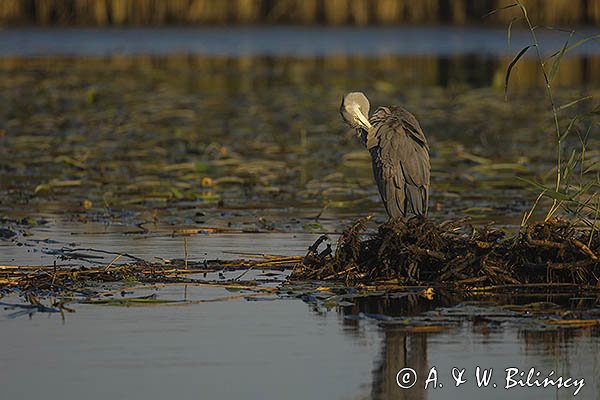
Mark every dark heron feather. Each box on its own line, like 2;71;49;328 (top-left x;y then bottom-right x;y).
340;92;430;218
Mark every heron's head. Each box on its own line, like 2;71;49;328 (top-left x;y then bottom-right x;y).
340;92;371;130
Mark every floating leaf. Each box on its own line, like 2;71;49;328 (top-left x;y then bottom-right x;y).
84;295;180;306
546;319;600;327
195;162;211;172
170;187;184;199
34;180;81;194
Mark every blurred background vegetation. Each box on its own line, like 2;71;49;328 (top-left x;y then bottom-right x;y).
1;0;599;26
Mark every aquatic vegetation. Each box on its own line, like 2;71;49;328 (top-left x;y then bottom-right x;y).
1;56;598;232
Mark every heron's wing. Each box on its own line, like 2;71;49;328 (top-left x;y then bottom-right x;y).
369;116;430;216
369;145;405;217
395;108;429;150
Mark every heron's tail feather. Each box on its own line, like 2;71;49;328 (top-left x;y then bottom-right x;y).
385;183;405;218
405;185;428;216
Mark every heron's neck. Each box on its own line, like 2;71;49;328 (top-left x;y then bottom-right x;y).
357;128;368;147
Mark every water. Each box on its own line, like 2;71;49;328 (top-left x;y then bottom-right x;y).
1;27;600;400
1;26;599;57
1;286;598;399
1;218;319;265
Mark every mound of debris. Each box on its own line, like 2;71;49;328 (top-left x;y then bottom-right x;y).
293;217;600;287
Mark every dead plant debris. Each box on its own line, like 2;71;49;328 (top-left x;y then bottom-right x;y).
0;256;300;295
2;217;600;297
293;217;600;288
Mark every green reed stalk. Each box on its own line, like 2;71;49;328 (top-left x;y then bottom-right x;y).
502;1;600;225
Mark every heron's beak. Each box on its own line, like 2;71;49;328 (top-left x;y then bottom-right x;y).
352;106;371;130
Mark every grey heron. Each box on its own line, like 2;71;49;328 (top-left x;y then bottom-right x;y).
340;92;430;218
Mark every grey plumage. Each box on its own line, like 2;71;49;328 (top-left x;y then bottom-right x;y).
340;92;430;218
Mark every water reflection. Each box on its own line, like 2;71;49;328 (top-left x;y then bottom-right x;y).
330;292;600;399
1;286;598;399
372;331;427;399
1;28;599;58
342;293;448;399
3;53;600;88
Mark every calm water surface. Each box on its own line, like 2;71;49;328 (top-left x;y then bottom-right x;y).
1;26;599;57
1;284;599;399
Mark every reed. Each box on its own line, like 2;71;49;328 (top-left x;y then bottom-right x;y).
1;0;599;26
295;0;318;25
501;1;600;225
373;0;400;25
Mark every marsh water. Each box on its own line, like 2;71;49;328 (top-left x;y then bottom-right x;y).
1;27;600;399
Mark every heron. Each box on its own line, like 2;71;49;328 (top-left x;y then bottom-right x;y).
340;92;430;218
